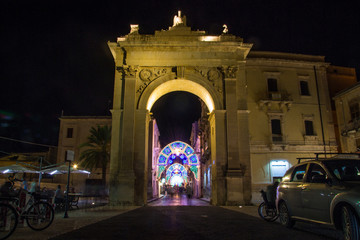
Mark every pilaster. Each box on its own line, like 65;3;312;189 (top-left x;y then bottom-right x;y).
134;109;150;205
208;110;227;205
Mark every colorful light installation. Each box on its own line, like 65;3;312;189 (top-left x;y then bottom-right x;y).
166;163;188;186
157;141;199;181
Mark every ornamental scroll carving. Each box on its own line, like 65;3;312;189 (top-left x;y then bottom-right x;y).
194;67;223;93
136;67;169;94
222;66;238;78
116;65;138;77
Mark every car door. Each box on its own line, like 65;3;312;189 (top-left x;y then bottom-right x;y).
300;163;333;223
283;164;307;217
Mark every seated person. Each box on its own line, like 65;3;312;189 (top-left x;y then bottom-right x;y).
28;179;39;193
266;181;280;205
54;185;65;206
0;181;17;197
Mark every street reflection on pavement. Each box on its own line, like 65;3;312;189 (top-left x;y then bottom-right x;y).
149;194;210;206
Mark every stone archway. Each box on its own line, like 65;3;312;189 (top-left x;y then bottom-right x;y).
107;12;253;206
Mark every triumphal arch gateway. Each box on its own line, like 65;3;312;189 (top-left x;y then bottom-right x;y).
107;12;336;205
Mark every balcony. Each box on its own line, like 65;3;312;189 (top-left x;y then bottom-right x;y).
341;118;360;136
258;91;293;112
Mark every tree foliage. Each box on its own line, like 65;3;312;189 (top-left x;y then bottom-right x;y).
78;125;111;185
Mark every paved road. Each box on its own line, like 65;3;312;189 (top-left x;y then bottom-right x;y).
50;204;336;240
149;194;209;206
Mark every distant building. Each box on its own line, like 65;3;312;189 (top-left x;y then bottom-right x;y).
56;116;111;192
333;81;360;153
56;115;162;195
147;118;161;199
327;66;358;152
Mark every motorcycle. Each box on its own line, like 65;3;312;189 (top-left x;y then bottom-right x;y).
258;189;279;222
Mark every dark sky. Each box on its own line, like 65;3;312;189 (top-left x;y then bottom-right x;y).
1;0;359;151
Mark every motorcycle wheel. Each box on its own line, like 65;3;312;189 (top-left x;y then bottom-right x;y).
258;202;278;222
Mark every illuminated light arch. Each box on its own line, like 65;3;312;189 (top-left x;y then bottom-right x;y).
146;79;215;113
166;163;188;186
157;141;199;180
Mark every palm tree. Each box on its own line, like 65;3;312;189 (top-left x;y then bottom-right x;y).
78;125;111;186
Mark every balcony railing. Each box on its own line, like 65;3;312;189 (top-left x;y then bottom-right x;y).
341;118;360;136
258;91;293;112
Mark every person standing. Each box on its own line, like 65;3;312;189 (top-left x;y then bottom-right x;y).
29;179;37;193
21;178;28;191
186;184;193;199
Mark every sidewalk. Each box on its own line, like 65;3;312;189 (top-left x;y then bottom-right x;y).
10;205;139;240
9;200;259;240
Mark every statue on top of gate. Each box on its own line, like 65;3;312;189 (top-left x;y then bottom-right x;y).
173;10;187;27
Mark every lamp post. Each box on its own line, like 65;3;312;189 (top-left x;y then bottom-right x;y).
64;150;74;218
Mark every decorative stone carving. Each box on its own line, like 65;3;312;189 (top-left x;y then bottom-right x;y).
173;10;187;27
136;67;170;94
139;69;152;81
222;24;228;34
130;24;139;34
207;68;221;82
222;66;238;78
193;67;224;94
194;67;208;78
123;65;138;77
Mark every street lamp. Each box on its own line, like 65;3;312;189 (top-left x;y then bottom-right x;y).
64;150;74;218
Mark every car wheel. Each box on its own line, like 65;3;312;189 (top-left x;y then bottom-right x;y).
341;205;360;240
279;202;295;228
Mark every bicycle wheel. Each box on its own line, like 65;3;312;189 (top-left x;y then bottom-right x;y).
0;203;18;240
26;202;54;231
258;202;278;222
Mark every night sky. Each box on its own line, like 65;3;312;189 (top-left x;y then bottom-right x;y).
1;0;359;152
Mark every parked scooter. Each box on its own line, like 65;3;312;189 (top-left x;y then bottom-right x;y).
258;182;279;222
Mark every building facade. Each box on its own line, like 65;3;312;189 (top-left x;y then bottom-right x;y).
107;12;337;206
327;66;358;152
56;116;112;192
333;82;360;153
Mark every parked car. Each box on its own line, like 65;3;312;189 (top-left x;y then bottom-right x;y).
276;154;360;240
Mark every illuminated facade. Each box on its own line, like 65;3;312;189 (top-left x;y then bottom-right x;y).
56;116;112;192
333;82;360;153
327;66;358;152
108;11;337;205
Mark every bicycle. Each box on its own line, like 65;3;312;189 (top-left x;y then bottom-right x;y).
0;179;55;239
258;189;279;222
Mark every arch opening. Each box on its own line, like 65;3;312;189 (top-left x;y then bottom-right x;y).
146;79;215;113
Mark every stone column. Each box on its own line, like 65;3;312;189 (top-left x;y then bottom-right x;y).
134;109;150;205
224;66;246;205
236;63;252;204
109;66;137;205
209;110;227;205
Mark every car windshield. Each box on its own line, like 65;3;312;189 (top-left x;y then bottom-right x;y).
324;160;360;181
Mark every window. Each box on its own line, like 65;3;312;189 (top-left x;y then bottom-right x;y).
300;80;310;96
291;164;307;182
267;78;278;92
350;103;360;120
66;128;73;138
271;119;282;142
306;164;327;183
304;120;314;136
